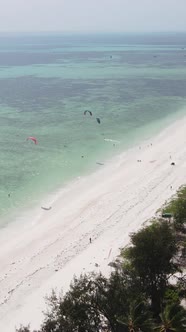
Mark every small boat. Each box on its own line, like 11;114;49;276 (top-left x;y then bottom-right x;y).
41;206;52;211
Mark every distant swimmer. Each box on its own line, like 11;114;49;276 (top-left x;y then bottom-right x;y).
96;162;104;166
41;206;52;211
8;193;10;197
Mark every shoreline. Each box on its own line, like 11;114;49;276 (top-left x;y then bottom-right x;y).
0;115;186;331
1;107;184;230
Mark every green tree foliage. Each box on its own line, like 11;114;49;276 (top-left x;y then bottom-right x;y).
16;326;37;332
91;271;144;332
155;303;186;332
163;186;186;232
163;287;180;306
41;272;139;332
16;204;186;332
41;275;104;332
117;301;154;332
173;198;186;231
122;222;179;315
25;271;149;332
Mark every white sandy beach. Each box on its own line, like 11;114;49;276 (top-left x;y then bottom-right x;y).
0;116;186;331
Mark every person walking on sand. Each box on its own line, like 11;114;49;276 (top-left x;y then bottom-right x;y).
89;237;92;244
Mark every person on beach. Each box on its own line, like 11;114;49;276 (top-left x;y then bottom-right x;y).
89;237;92;244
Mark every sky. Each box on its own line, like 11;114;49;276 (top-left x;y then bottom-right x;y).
0;0;186;33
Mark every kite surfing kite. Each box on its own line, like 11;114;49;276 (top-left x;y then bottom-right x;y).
84;110;92;116
83;110;101;124
26;136;38;144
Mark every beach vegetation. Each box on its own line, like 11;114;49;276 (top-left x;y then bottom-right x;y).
16;326;33;332
155;303;186;332
116;300;154;332
16;190;186;332
122;222;179;316
162;185;186;232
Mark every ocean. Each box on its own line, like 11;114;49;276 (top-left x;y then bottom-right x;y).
0;32;186;226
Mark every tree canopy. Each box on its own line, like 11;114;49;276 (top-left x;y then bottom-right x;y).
16;188;186;332
122;222;179;315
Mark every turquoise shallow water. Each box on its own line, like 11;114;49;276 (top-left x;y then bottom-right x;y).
0;33;186;226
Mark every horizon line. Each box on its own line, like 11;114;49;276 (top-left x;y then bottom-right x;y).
0;30;186;35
